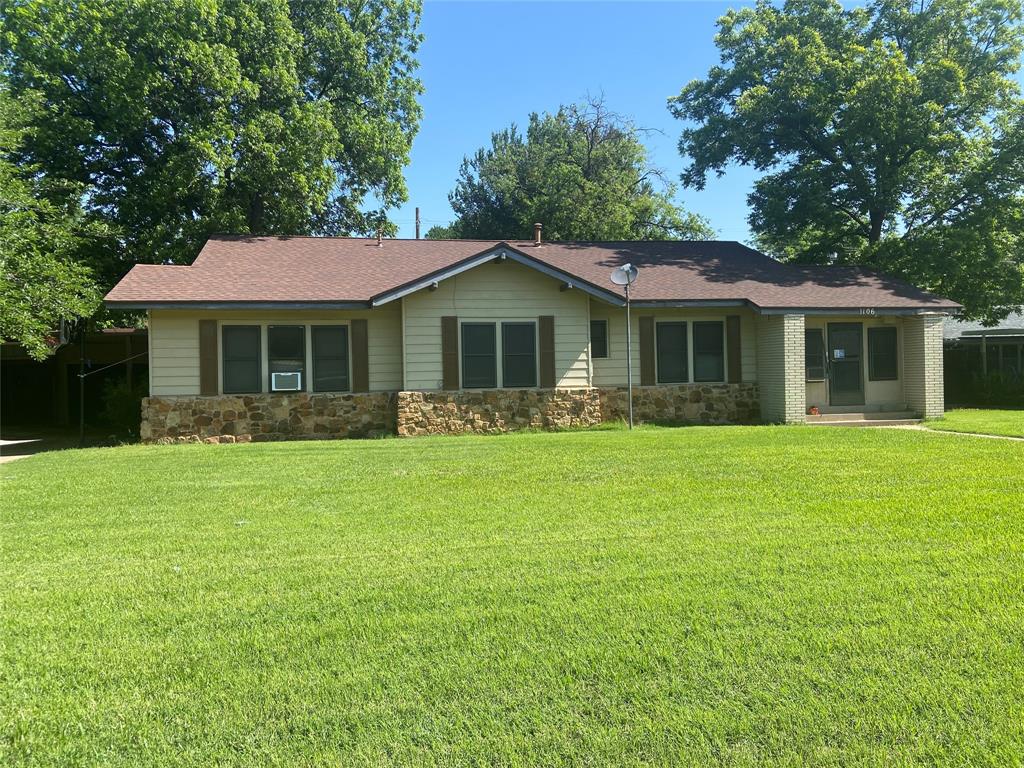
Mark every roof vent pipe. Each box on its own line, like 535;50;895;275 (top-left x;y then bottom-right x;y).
533;222;542;247
376;230;382;247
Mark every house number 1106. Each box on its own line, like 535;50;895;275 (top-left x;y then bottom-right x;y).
859;308;876;316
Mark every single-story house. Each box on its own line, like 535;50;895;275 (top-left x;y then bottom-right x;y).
943;312;1023;405
104;235;958;442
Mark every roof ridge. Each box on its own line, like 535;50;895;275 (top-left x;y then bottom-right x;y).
208;233;507;243
206;233;749;246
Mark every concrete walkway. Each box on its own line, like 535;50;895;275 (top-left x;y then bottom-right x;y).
876;424;1024;442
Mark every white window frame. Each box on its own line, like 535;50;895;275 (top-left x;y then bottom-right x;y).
590;318;610;359
654;317;729;385
309;324;353;393
458;319;539;390
218;320;354;394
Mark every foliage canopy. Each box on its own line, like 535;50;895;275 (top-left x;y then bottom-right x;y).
430;100;714;242
670;0;1024;321
0;86;100;359
1;0;423;293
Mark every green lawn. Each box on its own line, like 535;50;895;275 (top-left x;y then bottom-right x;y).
928;408;1024;438
2;427;1023;766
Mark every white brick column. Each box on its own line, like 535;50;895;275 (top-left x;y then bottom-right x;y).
756;314;806;423
903;315;945;418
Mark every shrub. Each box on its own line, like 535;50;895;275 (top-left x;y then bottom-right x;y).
969;371;1024;407
99;378;147;439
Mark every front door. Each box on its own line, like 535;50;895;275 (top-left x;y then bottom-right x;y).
827;323;864;406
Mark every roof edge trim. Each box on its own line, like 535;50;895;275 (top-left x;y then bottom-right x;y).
757;307;958;316
630;299;752;309
106;301;371;310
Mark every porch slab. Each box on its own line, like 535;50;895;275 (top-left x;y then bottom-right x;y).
807;411;922;427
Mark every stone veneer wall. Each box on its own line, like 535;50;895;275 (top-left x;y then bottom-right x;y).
599;383;760;425
397;389;603;436
397;383;759;436
142;384;761;443
141;393;396;443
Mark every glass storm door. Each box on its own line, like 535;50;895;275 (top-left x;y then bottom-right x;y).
827;323;864;406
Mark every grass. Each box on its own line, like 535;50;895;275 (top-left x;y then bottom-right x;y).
2;426;1023;766
927;408;1024;438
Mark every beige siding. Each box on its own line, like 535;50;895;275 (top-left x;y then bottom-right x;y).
590;302;758;387
402;261;590;390
804;316;907;410
903;314;945;418
757;314;805;423
148;305;402;396
149;312;200;395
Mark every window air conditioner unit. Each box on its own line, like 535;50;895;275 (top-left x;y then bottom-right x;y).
271;372;302;392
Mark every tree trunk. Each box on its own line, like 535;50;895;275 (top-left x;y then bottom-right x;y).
869;210;883;243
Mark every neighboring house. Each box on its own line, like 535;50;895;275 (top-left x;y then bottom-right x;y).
943;312;1024;405
104;235;958;442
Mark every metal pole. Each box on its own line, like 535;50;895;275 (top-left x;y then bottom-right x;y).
78;326;85;447
415;207;421;239
625;282;633;429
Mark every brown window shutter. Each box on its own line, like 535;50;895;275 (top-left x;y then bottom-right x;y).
639;316;655;386
726;315;742;383
441;316;459;390
351;318;369;392
198;319;218;395
539;315;555;388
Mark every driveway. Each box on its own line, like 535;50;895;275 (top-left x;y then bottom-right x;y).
0;429;86;463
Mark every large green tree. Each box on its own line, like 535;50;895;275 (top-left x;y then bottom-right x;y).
670;0;1024;321
0;86;100;359
0;0;422;291
429;100;714;241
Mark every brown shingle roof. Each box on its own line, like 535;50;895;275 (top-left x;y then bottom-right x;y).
104;235;960;311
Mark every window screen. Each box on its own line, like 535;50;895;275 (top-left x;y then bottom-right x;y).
222;325;261;394
268;326;305;390
590;320;608;359
501;322;537;387
656;322;688;383
693;321;724;382
312;325;349;392
805;329;826;380
868;327;898;380
461;323;497;389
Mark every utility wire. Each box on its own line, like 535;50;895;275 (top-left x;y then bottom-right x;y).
77;351;148;379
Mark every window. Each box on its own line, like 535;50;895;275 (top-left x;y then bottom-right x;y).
868;327;898;381
502;322;537;388
268;325;305;391
590;319;608;359
311;325;349;392
461;323;497;388
693;321;725;382
222;325;261;394
805;329;825;381
656;322;688;383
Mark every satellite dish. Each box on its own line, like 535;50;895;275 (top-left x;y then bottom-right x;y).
610;263;638;286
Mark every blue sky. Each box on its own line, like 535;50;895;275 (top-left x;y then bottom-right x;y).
389;1;1024;243
390;1;762;241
